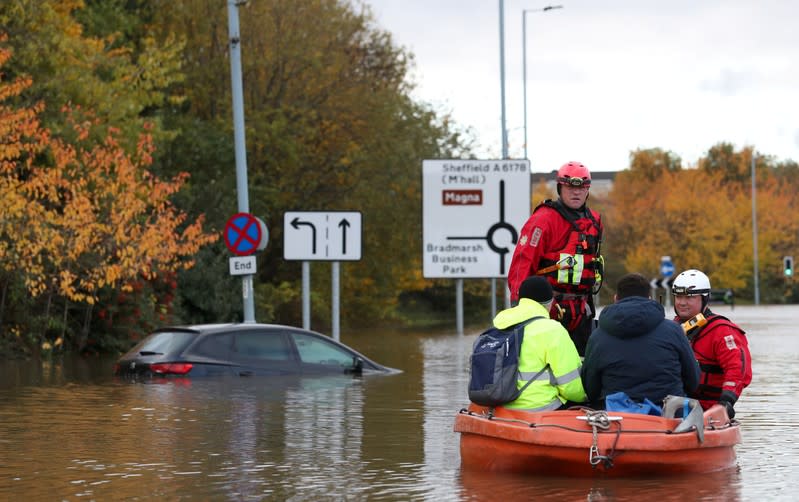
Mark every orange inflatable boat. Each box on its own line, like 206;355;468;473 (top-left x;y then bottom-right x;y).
454;397;741;477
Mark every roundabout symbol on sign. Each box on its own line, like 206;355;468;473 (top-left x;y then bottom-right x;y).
224;213;269;256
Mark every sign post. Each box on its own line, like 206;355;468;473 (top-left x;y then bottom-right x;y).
226;1;255;322
224;213;269;323
659;256;675;310
422;159;531;333
283;211;362;340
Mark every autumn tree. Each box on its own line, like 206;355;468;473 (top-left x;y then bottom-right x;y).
153;0;473;326
0;42;217;354
605;145;799;303
0;41;48;351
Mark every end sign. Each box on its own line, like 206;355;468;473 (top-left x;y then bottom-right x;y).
229;255;256;275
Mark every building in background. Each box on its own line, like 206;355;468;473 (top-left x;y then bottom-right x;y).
531;171;617;196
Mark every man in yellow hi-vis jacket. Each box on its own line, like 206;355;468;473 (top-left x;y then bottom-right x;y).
494;276;586;411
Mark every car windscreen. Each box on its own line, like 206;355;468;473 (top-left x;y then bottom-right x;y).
125;331;197;356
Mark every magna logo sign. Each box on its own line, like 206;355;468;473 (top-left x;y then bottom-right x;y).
443;190;482;205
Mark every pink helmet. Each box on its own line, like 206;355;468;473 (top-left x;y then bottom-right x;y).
556;161;591;188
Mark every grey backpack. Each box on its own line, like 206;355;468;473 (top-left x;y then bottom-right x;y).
468;317;546;407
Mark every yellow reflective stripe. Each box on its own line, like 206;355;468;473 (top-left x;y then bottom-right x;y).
515;398;563;412
556;253;584;285
572;255;585;284
519;369;553;381
551;367;581;386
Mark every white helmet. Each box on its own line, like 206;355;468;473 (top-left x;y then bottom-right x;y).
672;269;711;297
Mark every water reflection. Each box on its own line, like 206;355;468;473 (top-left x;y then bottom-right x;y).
1;305;799;500
458;468;743;501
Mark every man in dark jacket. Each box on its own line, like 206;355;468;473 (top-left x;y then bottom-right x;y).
581;273;700;409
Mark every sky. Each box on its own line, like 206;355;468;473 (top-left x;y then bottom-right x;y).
363;0;799;173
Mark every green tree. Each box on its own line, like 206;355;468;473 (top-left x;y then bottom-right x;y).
0;0;185;149
154;0;473;326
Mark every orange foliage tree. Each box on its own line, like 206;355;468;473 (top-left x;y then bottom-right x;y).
605;145;799;302
1;42;217;351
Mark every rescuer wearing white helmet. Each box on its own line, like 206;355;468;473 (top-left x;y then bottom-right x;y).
671;269;752;418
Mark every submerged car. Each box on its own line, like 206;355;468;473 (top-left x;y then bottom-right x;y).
114;323;396;379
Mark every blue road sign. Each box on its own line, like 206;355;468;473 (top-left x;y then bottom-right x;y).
660;255;675;277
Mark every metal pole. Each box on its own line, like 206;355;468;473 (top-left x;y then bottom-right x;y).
499;0;508;160
456;279;464;335
752;152;760;305
522;11;529;160
491;280;497;320
227;0;255;322
494;0;508;319
332;262;340;341
515;5;563;310
302;261;310;329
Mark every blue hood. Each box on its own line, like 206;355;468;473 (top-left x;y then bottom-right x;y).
598;296;666;339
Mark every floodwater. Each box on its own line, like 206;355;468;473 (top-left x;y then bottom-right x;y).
1;304;798;501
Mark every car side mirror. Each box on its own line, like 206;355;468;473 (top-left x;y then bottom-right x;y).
347;356;364;375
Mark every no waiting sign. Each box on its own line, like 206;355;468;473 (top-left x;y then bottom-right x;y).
422;159;531;278
224;213;269;256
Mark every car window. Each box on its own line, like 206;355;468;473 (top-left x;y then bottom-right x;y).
127;331;196;355
233;331;293;361
292;333;356;367
191;333;233;359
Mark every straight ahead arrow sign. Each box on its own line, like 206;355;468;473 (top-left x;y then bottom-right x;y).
338;218;350;255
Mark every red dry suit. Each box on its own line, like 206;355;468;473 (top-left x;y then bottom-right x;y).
508;199;603;355
679;310;752;411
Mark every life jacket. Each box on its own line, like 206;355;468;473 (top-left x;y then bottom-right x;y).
686;313;750;406
532;199;603;296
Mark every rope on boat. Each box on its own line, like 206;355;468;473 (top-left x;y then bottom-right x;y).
456;408;736;434
583;410;622;469
457;408;677;434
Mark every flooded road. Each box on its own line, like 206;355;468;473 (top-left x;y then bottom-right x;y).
1;304;798;500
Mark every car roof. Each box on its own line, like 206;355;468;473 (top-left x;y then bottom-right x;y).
153;323;325;337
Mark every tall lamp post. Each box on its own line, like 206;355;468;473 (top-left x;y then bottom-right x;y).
752;152;760;305
496;2;563;315
523;5;563;161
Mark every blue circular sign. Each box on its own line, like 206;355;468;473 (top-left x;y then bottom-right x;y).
224;213;268;256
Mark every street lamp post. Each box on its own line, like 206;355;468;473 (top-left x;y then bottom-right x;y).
496;2;563;315
752;152;760;305
522;5;563;161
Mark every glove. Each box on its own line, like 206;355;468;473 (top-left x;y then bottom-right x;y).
718;389;738;419
719;400;735;419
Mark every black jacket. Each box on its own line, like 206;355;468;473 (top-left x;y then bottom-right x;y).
581;296;700;408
